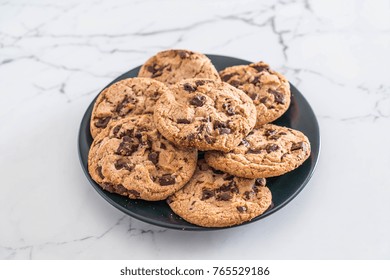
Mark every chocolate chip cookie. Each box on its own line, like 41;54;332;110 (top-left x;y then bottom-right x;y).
205;124;311;178
88;115;197;201
90;77;168;138
219;61;291;127
167;160;272;227
154;79;257;152
138;49;220;85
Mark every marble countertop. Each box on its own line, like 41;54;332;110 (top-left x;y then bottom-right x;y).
1;0;389;259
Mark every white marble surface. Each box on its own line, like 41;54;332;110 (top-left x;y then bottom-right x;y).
1;0;389;260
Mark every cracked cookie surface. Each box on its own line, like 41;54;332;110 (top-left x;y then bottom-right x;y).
154;78;257;152
167;160;272;228
90;77;168;138
138;49;220;85
219;61;291;127
205;124;311;178
88;115;197;201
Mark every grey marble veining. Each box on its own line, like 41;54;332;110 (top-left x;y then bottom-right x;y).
0;0;389;259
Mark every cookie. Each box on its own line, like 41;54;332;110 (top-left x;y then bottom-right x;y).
88;115;198;201
219;61;291;126
153;79;257;152
167;160;272;228
90;77;169;138
205;124;311;178
138;49;220;85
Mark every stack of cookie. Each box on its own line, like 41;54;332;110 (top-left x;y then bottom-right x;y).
88;49;311;228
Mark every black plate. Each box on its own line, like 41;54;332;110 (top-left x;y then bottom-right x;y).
78;55;320;231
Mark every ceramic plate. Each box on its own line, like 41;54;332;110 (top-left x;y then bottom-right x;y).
78;55;320;231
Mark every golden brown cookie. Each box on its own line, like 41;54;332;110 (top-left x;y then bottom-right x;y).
138;49;220;84
90;77;168;138
219;61;291;126
153;79;257;152
205;124;311;178
88;115;197;201
167;160;272;227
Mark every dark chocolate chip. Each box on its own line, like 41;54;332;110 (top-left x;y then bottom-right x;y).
243;191;252;200
115;97;130;114
101;182;115;192
116;141;138;156
148;152;159;165
213;120;227;129
178;50;189;59
189;95;206;107
114;159;132;171
279;132;287;135
266;143;279;153
264;129;276;137
251;64;268;72
291;142;306;151
96;166;104;179
134;131;142;140
160;142;166;150
239;139;250;147
255;178;266;186
251;76;260;84
94;117;111;128
120;129;134;138
229;80;241;87
269;135;280;140
177;118;191;124
102;182;128;195
204;134;215;144
197;124;205;133
221;73;234;82
216;192;232;201
222;104;235;116
237;206;247;212
187;133;195;141
183;83;197;92
268;89;285;104
217;181;239;194
225;175;234;181
201;189;214;200
147;65;155;73
151;71;163;78
128;189;140;198
159;174;176;186
114;159;125;170
248;148;262;154
195;80;206;86
113;125;122;137
218;127;231;135
122;135;132;142
260;97;268;104
249;93;258;100
115;184;128;194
